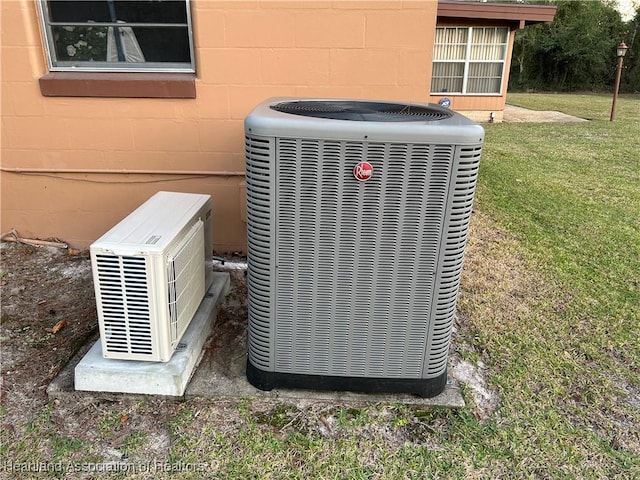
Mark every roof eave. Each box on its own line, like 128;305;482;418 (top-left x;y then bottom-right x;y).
437;0;557;29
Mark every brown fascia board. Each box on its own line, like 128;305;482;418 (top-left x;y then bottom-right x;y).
437;0;557;28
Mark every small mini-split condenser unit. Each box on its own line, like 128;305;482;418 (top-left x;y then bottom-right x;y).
244;98;484;397
90;191;213;362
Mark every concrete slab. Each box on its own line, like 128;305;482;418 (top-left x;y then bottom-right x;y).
51;269;464;408
187;361;464;407
503;104;588;123
186;271;464;407
73;272;231;397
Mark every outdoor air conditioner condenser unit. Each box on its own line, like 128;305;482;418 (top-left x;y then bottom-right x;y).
90;191;213;362
244;98;484;397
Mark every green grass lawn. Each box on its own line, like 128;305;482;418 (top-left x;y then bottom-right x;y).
462;92;640;478
1;93;638;479
183;93;640;478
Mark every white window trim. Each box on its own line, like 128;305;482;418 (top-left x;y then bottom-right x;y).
431;26;508;96
36;0;196;73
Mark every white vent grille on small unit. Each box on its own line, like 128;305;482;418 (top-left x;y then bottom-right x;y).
167;219;205;350
95;254;153;356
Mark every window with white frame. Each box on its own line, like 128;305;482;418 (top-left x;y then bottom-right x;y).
38;0;195;72
431;27;508;95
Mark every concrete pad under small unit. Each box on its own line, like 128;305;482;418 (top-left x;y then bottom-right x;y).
74;272;230;397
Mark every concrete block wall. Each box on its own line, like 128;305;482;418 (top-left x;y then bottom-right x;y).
1;0;438;251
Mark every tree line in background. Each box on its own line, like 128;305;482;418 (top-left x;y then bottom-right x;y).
509;0;639;92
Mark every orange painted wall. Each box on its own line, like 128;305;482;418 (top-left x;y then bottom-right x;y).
1;0;439;251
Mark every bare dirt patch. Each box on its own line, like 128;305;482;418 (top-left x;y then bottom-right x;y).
0;243;97;428
0;237;488;467
0;244;254;466
0;214;549;471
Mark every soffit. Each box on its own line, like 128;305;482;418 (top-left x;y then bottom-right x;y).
437;0;557;29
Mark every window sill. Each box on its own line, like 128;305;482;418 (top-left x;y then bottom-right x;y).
39;72;196;99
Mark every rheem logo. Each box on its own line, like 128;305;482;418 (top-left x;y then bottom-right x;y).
353;161;373;182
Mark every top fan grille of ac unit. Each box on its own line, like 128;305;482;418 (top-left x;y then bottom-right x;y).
270;100;453;122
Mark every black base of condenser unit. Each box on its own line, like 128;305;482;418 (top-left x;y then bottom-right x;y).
246;360;448;399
